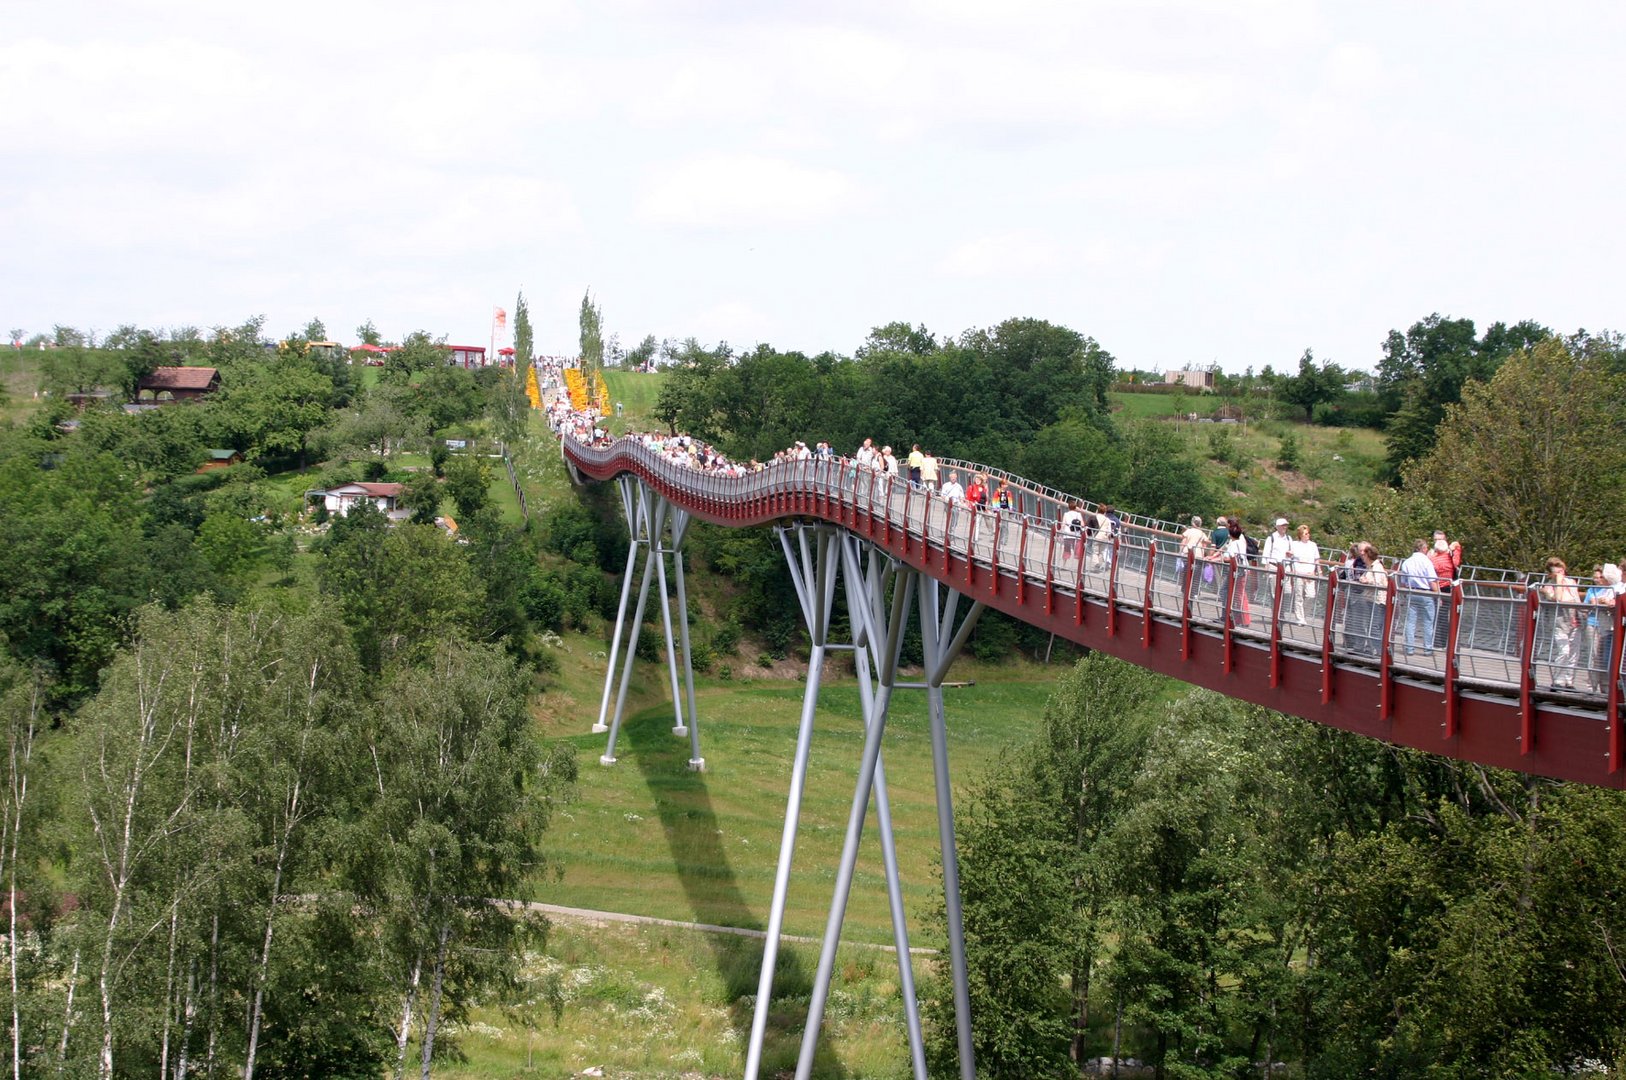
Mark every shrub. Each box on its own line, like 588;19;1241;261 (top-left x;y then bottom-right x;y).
1277;432;1300;471
635;626;662;662
712;619;742;656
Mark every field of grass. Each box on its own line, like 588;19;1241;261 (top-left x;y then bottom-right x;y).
1108;388;1192;418
601;369;666;431
440;918;927;1080
1106;392;1391;541
0;348;45;424
533;661;1060;947
1174;417;1389;541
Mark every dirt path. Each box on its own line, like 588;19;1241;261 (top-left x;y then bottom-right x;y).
511;900;938;955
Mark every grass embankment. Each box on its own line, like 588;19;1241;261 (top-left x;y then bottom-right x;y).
441;919;926;1079
0;348;44;424
1109;391;1389;535
600;369;666;434
534;667;1057;945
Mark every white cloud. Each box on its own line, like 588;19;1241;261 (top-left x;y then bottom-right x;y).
636;153;862;228
939;231;1067;278
3;0;1622;373
683;299;775;348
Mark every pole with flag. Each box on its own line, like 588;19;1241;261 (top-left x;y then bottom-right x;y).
491;306;508;367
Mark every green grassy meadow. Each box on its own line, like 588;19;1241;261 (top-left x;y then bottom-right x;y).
440;918;928;1080
534;665;1057;946
601;369;667;430
0;348;45;424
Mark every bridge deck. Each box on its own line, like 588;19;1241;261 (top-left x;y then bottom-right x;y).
563;436;1626;789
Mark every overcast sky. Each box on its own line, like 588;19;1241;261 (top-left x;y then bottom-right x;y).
4;0;1621;372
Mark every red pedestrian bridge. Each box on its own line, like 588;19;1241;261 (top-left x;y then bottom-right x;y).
561;429;1625;1080
565;434;1625;791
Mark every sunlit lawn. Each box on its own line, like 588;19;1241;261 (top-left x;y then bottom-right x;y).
438;918;926;1080
534;659;1059;948
601;369;666;429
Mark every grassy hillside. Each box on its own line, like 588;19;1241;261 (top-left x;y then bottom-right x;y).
534;664;1064;946
601;369;666;431
0;348;45;424
441;919;927;1079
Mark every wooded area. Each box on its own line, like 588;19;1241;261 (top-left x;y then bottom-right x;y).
2;305;1624;1077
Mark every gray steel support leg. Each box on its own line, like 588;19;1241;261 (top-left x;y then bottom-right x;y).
653;526;687;737
601;541;660;766
795;555;921;1080
594;478;643;733
670;514;704;770
920;577;982;1080
847;551;928;1080
744;527;839;1080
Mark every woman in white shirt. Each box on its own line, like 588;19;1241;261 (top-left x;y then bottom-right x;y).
1286;524;1321;625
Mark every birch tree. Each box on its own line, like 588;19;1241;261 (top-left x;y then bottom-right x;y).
0;659;45;1080
70;605;216;1077
357;638;574;1078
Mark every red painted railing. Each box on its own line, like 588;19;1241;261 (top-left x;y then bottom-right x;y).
564;436;1626;789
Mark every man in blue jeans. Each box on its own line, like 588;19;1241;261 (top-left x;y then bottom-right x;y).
1398;539;1439;657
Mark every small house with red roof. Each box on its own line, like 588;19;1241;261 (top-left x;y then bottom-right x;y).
137;366;220;402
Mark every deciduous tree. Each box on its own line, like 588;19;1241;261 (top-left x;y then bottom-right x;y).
1279;348;1344;422
1401;338;1626;569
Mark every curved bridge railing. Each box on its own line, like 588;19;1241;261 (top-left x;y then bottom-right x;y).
563;434;1626;789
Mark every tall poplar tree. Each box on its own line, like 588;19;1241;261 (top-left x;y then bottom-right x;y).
578;290;603;386
513;291;533;365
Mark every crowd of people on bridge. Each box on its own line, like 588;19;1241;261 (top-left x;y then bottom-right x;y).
545;379;1626;693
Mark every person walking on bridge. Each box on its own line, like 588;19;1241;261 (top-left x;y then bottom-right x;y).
1260;517;1294;614
1287;524;1321;625
1220;520;1253;627
1061;502;1085;562
1428;530;1463;649
1541;557;1581;690
1399;540;1439;658
854;438;877;471
1177;516;1209;599
1088;505;1120;573
1586;564;1622;694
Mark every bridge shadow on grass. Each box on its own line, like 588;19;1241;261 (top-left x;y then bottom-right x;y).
623;706;850;1079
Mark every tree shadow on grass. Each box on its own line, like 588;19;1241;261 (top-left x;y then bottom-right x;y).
623;707;850;1078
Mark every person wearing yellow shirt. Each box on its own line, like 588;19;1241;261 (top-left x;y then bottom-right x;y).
907;444;925;487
